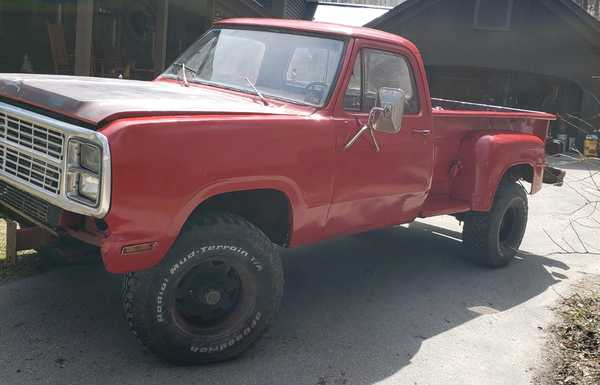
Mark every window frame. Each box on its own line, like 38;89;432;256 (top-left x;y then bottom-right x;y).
342;50;364;112
342;47;421;115
162;27;349;109
473;0;514;32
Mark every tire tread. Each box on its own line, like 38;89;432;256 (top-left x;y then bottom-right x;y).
121;213;283;365
462;180;528;267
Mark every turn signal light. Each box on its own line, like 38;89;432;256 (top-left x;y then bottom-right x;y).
122;242;156;255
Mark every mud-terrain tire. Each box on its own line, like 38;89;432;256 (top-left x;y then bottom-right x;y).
462;180;528;267
122;214;284;365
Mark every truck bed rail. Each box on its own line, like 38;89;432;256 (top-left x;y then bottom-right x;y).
431;98;548;114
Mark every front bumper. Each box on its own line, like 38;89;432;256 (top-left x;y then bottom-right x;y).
0;179;62;231
0;180;105;263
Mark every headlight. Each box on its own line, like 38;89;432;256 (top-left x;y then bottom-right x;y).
80;143;101;174
66;139;102;207
78;173;100;202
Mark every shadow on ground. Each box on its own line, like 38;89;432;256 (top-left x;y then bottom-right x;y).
0;221;568;385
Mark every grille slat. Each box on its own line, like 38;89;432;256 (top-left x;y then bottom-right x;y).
0;109;64;195
0;113;65;161
0;180;50;225
0;144;62;194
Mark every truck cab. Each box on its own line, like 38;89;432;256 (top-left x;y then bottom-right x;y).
325;28;435;237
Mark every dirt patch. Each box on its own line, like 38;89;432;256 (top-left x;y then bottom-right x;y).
0;221;52;284
540;277;600;385
0;253;56;284
0;221;98;284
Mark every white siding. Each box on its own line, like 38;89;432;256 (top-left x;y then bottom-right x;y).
319;0;404;8
572;0;600;19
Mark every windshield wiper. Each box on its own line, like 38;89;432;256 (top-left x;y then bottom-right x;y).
172;62;198;87
245;77;269;106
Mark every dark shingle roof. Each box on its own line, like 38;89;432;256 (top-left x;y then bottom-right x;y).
367;0;600;49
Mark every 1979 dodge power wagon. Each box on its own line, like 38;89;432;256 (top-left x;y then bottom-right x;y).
0;19;555;364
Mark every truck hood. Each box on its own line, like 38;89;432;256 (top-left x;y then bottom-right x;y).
0;74;313;126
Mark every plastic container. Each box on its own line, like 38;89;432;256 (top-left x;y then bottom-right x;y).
584;133;599;157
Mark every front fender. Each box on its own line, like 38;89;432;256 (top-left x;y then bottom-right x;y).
95;104;338;273
101;176;305;274
450;132;545;212
168;176;305;239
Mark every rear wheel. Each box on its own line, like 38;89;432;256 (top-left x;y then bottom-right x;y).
462;180;528;267
122;214;283;365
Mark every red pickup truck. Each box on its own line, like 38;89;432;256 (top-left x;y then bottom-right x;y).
0;19;554;364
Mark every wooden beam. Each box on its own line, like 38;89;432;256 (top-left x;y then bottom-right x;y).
74;0;94;76
154;0;169;74
4;220;17;265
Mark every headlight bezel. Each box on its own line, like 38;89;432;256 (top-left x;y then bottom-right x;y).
66;139;104;208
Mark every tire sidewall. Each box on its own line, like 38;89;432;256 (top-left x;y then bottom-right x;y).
147;228;278;362
488;185;528;263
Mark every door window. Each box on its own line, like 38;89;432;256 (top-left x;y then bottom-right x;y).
343;48;420;114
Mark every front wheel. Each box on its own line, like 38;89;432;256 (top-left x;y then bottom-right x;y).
122;214;283;365
462;180;528;267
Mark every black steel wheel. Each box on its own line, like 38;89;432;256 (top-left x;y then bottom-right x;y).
122;214;283;365
174;259;245;333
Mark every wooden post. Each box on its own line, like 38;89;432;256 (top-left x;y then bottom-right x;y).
4;220;17;265
154;0;169;75
74;0;94;76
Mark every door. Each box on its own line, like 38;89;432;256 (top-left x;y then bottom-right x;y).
326;42;434;236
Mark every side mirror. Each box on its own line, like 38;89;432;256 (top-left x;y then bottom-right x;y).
344;88;407;152
371;87;406;134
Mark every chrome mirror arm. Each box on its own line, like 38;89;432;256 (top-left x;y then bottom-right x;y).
344;108;383;152
344;124;369;151
368;124;380;152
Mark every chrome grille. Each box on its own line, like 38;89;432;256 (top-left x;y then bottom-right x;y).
0;101;110;218
0;144;62;194
0;110;64;160
0;180;50;225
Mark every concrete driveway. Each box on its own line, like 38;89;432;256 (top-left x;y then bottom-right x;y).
0;167;598;385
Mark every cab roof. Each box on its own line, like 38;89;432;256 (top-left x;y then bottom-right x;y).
215;18;420;55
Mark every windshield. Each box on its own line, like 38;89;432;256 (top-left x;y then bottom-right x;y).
162;28;345;107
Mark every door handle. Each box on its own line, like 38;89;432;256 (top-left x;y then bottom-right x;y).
412;129;431;136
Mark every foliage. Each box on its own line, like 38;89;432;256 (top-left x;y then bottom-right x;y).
548;285;600;385
544;154;600;256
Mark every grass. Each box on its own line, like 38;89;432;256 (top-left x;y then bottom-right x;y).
545;282;600;385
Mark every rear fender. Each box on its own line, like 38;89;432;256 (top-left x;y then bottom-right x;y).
450;132;545;212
